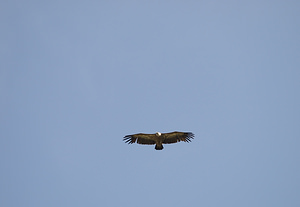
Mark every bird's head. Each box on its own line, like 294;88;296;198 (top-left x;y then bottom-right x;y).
156;132;162;136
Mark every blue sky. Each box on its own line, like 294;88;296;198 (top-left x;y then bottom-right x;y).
1;1;300;206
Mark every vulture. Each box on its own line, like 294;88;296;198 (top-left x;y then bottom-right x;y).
123;131;194;150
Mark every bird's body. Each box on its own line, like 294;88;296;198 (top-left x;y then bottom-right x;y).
123;131;194;150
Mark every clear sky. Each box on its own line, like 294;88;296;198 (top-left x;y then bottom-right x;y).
1;1;300;207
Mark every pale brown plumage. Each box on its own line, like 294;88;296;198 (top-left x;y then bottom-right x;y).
123;131;194;150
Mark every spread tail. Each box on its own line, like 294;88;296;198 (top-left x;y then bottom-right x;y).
155;144;164;150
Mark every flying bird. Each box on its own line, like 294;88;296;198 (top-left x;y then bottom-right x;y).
123;131;194;150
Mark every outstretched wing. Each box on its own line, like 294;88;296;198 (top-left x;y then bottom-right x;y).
123;133;156;145
163;131;194;144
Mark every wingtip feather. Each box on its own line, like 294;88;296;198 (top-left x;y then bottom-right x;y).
123;135;135;144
